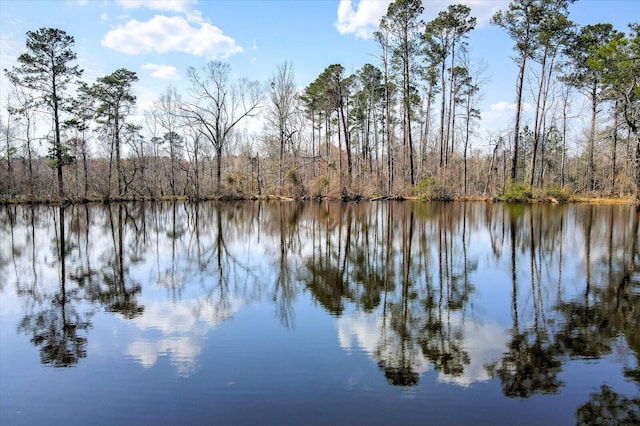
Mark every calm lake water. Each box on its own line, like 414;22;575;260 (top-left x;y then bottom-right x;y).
1;201;639;425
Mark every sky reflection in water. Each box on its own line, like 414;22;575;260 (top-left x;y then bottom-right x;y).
1;201;639;425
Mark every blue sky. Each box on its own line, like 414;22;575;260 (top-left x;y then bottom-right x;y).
1;0;638;137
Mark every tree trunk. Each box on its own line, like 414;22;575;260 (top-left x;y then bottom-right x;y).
635;131;640;201
512;55;527;182
439;59;447;168
340;97;352;182
561;87;569;188
216;145;222;192
611;102;618;196
279;129;284;194
446;39;456;162
464;103;471;195
529;48;547;187
384;58;393;193
115;114;123;196
52;75;65;198
421;86;433;174
587;83;597;192
82;145;88;198
404;44;415;187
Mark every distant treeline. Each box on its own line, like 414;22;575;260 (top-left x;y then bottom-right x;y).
1;0;639;202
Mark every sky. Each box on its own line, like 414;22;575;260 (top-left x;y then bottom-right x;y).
0;0;638;140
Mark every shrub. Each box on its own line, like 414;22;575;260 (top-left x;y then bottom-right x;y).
413;177;452;201
222;172;248;198
286;167;306;198
500;183;533;202
544;185;572;202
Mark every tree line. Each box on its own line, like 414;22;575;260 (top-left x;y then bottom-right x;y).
1;0;639;202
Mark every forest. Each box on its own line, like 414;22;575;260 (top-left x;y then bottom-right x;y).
1;0;639;203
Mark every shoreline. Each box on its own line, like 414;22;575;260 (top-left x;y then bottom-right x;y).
1;194;638;206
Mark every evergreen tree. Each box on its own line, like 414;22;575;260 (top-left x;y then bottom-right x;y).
4;28;83;197
380;0;424;186
564;23;620;191
90;68;139;197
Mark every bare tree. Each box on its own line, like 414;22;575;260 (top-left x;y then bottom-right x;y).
0;114;18;197
155;86;184;196
184;61;262;193
265;62;300;193
373;29;395;193
6;82;39;195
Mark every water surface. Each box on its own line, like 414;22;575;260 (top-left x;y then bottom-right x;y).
1;201;639;425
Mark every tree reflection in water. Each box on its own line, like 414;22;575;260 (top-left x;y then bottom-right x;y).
1;201;638;400
302;202;480;386
486;331;563;398
576;385;640;425
417;203;473;381
486;206;563;398
17;207;92;367
90;204;144;319
270;201;304;327
13;203;149;367
377;206;422;387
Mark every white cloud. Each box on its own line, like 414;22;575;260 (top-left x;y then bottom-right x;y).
336;0;390;39
468;100;537;144
489;101;517;114
481;100;533;130
141;63;180;79
455;0;510;28
335;0;510;38
116;0;197;13
101;15;242;57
